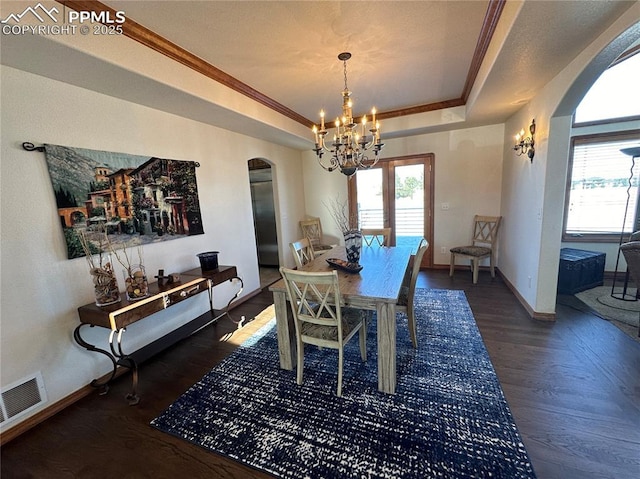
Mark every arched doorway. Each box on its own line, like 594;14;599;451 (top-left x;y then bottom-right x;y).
247;158;280;288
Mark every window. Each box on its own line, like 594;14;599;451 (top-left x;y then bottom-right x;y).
574;51;640;125
563;132;640;241
564;50;640;242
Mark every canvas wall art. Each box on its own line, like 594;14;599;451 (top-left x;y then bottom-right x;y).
43;144;204;259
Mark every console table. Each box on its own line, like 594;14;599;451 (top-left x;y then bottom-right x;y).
75;265;242;404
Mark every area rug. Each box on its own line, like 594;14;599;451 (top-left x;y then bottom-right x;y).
151;289;536;478
575;286;640;327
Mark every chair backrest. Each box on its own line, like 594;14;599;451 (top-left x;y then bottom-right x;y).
279;268;346;343
471;215;502;248
621;241;640;287
362;227;392;247
290;238;315;268
406;238;430;302
299;217;324;249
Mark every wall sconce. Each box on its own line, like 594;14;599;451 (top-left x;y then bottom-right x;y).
513;119;535;162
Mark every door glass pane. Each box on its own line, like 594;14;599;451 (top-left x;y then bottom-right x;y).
356;168;384;228
394;164;424;248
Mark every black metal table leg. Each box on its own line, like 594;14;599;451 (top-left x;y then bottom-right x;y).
109;328;140;406
73;324;117;395
223;276;244;322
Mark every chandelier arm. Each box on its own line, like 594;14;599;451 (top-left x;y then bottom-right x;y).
316;153;339;172
361;138;376;150
319;135;331;154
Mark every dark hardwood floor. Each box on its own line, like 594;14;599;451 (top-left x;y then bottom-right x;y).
2;269;639;479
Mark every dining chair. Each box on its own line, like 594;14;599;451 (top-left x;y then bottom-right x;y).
361;227;392;247
289;238;315;268
299;217;333;254
397;238;429;348
279;267;368;396
450;215;502;284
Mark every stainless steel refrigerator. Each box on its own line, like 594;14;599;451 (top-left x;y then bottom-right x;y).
249;168;279;266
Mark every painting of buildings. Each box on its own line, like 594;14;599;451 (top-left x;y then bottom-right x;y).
43;144;204;259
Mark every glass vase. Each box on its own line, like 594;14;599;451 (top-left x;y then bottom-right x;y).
344;229;363;265
123;264;150;301
90;262;120;307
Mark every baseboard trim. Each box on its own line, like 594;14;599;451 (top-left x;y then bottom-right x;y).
430;265;556;321
0;287;262;445
497;271;556;321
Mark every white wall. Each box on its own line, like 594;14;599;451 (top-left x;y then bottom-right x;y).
0;65;306;429
302;124;505;266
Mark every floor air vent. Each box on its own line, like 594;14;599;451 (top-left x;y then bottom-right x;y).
1;372;47;426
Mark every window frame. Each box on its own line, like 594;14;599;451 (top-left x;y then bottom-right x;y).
562;130;640;243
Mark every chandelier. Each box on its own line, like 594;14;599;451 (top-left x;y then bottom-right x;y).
312;52;383;177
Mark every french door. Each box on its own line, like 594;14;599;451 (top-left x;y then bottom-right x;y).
348;154;434;267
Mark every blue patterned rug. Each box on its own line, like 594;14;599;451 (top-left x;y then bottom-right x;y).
151;289;536;478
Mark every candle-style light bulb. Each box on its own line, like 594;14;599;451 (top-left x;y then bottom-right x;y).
312;125;318;144
320;109;325;130
372;107;377;125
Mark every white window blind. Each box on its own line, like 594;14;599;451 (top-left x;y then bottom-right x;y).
566;135;640;236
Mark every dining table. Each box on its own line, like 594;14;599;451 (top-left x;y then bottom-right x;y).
269;243;414;394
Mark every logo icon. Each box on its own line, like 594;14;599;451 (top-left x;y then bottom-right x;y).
1;3;59;24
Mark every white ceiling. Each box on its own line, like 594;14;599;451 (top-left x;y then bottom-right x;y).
104;0;490;122
1;0;637;147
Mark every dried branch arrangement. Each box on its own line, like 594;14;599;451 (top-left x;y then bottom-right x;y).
106;237;149;300
109;240;144;276
324;197;359;234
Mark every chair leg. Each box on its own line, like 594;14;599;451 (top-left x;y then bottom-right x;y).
408;307;418;348
490;254;496;277
472;258;479;284
296;340;304;385
337;349;344;397
449;252;455;277
359;322;367;361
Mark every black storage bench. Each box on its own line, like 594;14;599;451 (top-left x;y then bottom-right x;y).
557;248;606;295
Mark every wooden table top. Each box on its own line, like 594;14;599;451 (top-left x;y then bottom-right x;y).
270;245;413;305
